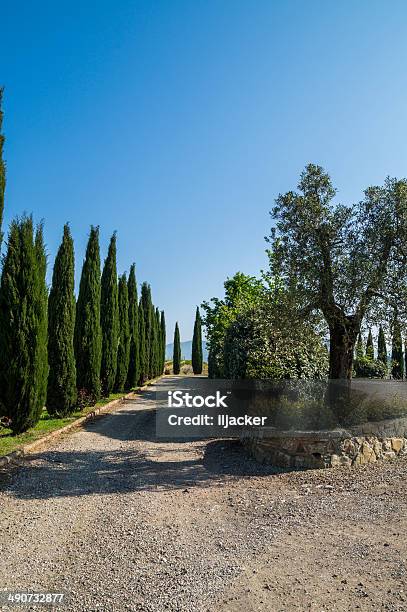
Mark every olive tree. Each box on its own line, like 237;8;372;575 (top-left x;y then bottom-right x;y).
268;164;407;379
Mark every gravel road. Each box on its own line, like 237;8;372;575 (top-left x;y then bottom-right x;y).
1;376;407;611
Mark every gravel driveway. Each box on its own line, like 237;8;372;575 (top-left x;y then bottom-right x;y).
0;376;407;611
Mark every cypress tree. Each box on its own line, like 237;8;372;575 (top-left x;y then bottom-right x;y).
354;333;363;377
126;263;139;390
0;88;5;247
141;283;152;377
138;301;147;384
100;233;119;396
35;224;49;422
115;273;130;392
192;307;203;374
355;334;363;360
391;317;404;380
173;322;181;375
378;325;387;369
366;329;374;360
74;226;102;403
148;301;156;379
0;217;49;433
47;224;77;415
208;348;216;379
155;307;161;376
160;311;166;372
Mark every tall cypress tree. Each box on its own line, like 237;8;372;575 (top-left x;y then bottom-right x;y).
378;325;387;369
74;226;102;403
0;217;48;433
138;301;147;384
126;263;139;390
173;322;181;375
35;224;49;418
148;301;156;379
141;283;152;377
151;306;157;378
365;329;374;360
0;88;5;247
115;273;130;392
154;307;161;376
160;310;166;373
192;307;203;374
100;233;119;396
354;333;364;377
391;317;404;379
47;224;77;415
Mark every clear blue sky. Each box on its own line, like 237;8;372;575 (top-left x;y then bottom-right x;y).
2;0;407;342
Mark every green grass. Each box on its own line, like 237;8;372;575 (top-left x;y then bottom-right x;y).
0;392;128;458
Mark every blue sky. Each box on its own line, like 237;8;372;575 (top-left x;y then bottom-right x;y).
1;0;407;342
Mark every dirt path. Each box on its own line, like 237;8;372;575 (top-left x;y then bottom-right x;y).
0;376;407;611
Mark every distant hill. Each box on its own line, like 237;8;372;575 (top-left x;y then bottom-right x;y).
166;340;208;362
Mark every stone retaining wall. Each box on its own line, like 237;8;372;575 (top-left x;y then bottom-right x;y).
241;425;407;469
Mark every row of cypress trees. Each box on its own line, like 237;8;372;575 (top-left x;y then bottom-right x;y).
0;95;166;433
355;323;406;379
171;307;203;375
52;226;166;414
0;220;166;434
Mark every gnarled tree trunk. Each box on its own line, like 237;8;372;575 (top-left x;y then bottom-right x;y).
328;320;358;379
327;318;359;423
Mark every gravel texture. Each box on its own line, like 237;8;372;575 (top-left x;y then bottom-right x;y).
0;376;406;611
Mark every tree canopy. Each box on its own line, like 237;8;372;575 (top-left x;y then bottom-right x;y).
268;164;407;378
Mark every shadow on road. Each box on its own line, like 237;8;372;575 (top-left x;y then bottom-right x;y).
3;378;285;501
6;437;281;501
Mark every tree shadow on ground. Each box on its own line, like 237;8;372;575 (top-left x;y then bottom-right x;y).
3;382;288;501
6;438;283;501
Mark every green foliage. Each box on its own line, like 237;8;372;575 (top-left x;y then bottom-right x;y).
173;322;181;375
155;307;161;376
115;273;130;392
0;217;49;433
126;264;139;390
138;301;147;385
391;317;404;379
378;325;388;368
160;311;166;374
354;333;364;377
353;355;387;379
208;348;217;379
355;334;364;358
47;224;77;415
100;233;119;396
366;329;374;359
148;302;157;379
201;272;263;378
354;329;387;379
222;294;328;380
140;283;152;377
192;307;203;374
0;88;5;247
35;225;49;418
74;226;102;403
268;164;407;378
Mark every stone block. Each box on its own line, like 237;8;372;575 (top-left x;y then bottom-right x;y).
391;438;404;453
